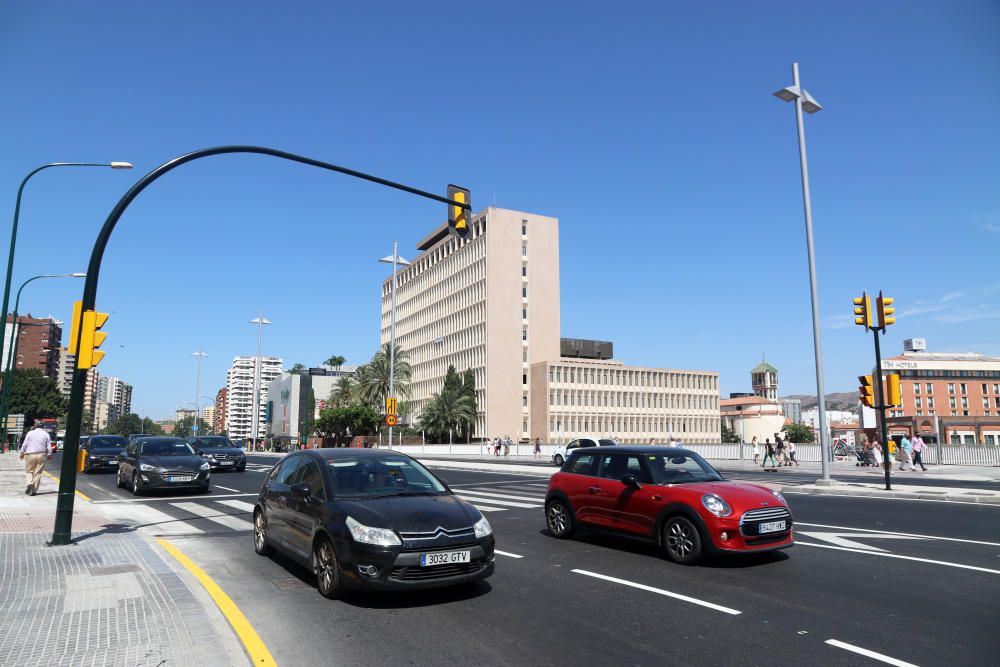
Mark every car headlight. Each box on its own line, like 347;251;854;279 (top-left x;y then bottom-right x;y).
139;463;161;473
473;516;492;538
771;489;787;505
346;516;402;546
200;462;211;470
701;493;732;517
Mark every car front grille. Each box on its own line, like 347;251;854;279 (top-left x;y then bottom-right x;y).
739;507;792;537
389;560;485;581
398;526;475;542
213;454;241;462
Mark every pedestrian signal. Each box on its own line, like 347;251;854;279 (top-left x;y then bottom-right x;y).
853;293;872;329
447;184;471;239
77;310;109;369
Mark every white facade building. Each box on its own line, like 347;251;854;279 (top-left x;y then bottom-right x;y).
225;356;283;440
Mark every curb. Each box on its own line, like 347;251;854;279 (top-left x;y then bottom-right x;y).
782;485;1000;504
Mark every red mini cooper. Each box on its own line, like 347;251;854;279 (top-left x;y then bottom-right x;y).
545;446;793;563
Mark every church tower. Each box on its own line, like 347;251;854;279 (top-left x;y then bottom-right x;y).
751;357;779;401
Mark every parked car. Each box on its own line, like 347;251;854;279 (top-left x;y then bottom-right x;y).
253;449;494;598
187;436;247;472
116;437;211;495
552;437;618;466
81;435;127;473
545;446;793;564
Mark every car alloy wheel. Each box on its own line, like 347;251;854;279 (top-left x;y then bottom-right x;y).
546;499;574;538
664;516;702;564
253;510;273;556
116;468;124;488
313;537;341;599
131;472;143;497
553;454;564;466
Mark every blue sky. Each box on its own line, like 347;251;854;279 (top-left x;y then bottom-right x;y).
2;1;997;419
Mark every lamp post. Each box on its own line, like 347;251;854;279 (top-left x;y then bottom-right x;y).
192;348;207;438
249;311;271;450
773;63;833;485
0;273;86;449
379;242;411;449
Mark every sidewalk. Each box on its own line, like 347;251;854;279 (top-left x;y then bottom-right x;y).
0;452;249;666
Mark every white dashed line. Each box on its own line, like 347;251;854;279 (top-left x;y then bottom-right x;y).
571;569;741;615
494;550;523;558
213;485;241;492
796;541;1000;575
171;502;254;531
825;639;918;666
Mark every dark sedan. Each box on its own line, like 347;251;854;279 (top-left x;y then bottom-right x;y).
82;435;127;473
187;436;247;472
116;437;211;495
254;449;494;598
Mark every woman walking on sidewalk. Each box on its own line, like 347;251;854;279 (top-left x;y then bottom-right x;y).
911;434;928;471
751;436;760;464
787;440;800;466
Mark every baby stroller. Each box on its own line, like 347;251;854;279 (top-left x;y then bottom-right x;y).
856;447;876;467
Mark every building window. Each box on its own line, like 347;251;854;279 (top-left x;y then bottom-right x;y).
523;395;528;407
960;383;968;394
949;397;957;409
521;220;527;236
983;397;990;409
521;243;527;257
947;384;955;394
522;308;527;320
523;349;528;362
523;329;528;341
913;384;920;395
927;397;935;408
961;397;969;409
926;384;933;394
983;384;989;394
915;397;922;408
994;384;1000;395
522;287;527;298
995;397;1000;408
522;374;527;385
522;266;527;277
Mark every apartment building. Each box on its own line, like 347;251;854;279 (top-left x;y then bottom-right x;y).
225;356;283;440
98;376;133;415
214;388;228;435
3;315;62;378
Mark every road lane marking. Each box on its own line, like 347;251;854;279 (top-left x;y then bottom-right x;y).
796;522;1000;548
156;537;276;667
455;492;539;508
785;491;998;507
98;502;205;535
571;569;741;615
825;639;918;666
796;531;924;552
469;504;507;512
213;485;241;492
42;471;91;501
171;502;254;531
797;541;1000;575
448;477;554;487
92;492;257;504
217;500;257;513
461;488;544;502
494;550;523;558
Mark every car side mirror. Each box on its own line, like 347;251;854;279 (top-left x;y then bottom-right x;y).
621;473;641;490
290;482;311;497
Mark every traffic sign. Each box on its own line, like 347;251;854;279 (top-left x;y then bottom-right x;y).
386;397;397;416
385;414;398;427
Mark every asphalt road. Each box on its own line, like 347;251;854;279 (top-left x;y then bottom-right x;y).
52;452;1000;666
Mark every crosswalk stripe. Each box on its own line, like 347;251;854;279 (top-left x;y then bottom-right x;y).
171;502;254;531
461;489;544;503
468;504;507;512
455;492;539;508
97;502;205;535
501;485;552;495
217;499;257;513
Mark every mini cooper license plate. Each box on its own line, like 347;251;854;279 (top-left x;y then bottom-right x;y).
420;550;470;566
759;520;786;534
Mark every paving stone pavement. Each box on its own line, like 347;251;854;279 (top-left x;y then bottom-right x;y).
0;453;249;666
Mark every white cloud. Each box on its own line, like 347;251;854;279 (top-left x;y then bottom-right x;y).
934;308;1000;323
940;291;965;302
824;314;855;329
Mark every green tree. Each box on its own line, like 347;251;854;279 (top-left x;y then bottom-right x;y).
721;423;740;443
461;368;478;443
8;368;67;425
107;413;143;436
290;363;306;374
304;387;316;438
419;389;476;444
443;365;462;396
355;343;411;410
174;416;212;439
325;355;346;375
141;417;165;435
782;423;814;443
329;376;356;408
315;405;381;445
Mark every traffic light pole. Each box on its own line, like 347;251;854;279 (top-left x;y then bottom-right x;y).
50;145;471;546
872;329;891;491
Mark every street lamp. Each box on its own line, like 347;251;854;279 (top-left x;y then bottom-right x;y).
2;162;132;384
379;241;411;449
0;272;85;449
773;63;832;484
192;348;207;438
249;311;271;450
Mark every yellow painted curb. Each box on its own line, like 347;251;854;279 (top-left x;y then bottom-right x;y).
156;537;277;667
42;471;91;501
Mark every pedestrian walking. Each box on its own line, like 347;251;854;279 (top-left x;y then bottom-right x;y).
533;437;542;459
787;440;800;465
762;438;778;468
898;435;914;471
870;436;886;472
19;420;51;496
912;433;928;471
751;436;760;464
774;434;785;466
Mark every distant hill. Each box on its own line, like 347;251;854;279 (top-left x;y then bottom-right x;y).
780;392;859;412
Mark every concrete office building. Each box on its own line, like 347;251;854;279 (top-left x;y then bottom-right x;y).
779;399;802;424
381;207;718;443
225;356;283;440
265;367;358;442
3;315;62;378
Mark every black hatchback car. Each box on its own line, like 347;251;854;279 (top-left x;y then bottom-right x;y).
187;436;247;472
254;449;495;598
81;435;127;473
116;437;211;495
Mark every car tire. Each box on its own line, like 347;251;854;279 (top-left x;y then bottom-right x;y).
546;499;575;538
553;454;564;466
253;509;273;556
131;472;143;497
313;536;341;599
663;516;702;564
116;467;125;489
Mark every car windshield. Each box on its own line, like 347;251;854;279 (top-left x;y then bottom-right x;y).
192;437;234;448
645;452;724;485
141;441;195;456
89;436;126;449
325;456;447;498
598;439;618;447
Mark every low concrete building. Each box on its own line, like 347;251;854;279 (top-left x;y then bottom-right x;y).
720;395;785;444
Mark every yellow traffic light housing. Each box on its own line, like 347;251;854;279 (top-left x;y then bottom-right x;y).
447;184;471;239
886;373;901;407
858;375;874;407
877;292;895;330
853;293;872;329
68;300;83;355
77;310;109;369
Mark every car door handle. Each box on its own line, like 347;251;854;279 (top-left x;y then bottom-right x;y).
588;486;601;494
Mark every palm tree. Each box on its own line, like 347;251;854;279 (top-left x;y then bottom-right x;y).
329;376;355;408
420;390;475;444
324;355;346;375
355;343;411;410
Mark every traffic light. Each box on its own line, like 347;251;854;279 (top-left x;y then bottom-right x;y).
858;375;874;407
447;184;471;239
68;300;83;355
853;293;872;329
877;292;895;330
885;373;901;407
77;310;109;369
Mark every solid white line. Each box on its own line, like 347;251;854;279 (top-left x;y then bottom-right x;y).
825;639;919;667
213;485;241;493
784;491;1000;507
92;492;257;504
471;504;508;512
170;502;254;531
455;493;539;508
461;488;544;502
796;541;1000;575
571;569;741;615
217;499;256;513
795;521;1000;548
494;550;523;558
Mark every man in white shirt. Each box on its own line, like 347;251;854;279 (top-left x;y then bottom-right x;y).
19;421;51;496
